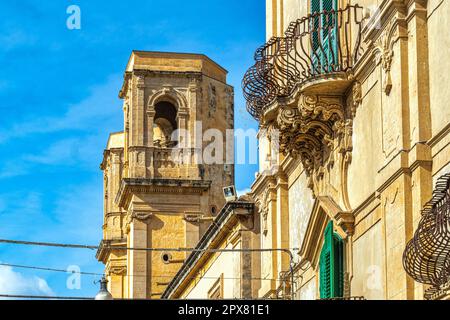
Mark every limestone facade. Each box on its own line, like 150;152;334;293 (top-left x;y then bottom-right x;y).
164;0;450;300
253;0;450;300
97;51;234;299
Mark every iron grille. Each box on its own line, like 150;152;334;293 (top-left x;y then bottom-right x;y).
242;4;368;120
403;173;450;298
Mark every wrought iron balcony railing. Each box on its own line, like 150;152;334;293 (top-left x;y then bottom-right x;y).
403;173;450;299
242;4;368;120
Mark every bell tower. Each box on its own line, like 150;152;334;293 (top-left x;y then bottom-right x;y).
97;51;235;299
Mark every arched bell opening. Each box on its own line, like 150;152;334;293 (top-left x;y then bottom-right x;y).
153;101;178;148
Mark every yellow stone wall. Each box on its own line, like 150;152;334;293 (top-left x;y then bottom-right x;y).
183;239;242;299
255;0;450;300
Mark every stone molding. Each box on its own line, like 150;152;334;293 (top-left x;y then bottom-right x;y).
299;196;354;268
115;178;211;209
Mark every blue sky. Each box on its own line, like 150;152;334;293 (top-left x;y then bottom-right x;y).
0;0;264;298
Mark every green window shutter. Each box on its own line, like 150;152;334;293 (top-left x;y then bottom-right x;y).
319;221;344;299
332;230;344;297
321;0;334;12
311;0;338;73
311;0;321;54
319;222;332;298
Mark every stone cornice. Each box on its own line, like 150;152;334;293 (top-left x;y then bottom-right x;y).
250;173;277;197
115;178;211;209
119;71;132;99
96;239;127;263
105;211;124;218
427;122;450;148
119;70;203;99
280;155;302;178
354;0;408;84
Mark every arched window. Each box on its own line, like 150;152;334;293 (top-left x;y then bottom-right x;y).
153;101;177;147
319;220;344;299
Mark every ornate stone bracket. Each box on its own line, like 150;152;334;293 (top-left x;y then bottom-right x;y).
256;182;276;236
351;82;362;117
273;94;354;208
276;94;350;176
334;211;355;236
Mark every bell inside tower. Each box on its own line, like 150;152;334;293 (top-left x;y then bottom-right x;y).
153;101;178;148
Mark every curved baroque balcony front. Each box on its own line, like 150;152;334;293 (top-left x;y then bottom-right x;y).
242;4;368;121
243;4;369;196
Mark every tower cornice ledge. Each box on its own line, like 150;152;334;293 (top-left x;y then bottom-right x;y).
115;178;211;209
96;239;127;263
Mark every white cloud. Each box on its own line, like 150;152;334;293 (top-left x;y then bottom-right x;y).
0;265;54;297
0;75;123;144
0;161;28;179
237;188;251;197
23;134;105;167
0;30;38;51
0;75;123;178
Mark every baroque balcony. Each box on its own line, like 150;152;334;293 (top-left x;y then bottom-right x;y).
242;4;368;121
242;4;369;186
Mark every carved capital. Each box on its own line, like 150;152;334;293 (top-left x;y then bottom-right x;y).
134;72;146;89
183;212;202;223
109;266;127;276
131;212;153;221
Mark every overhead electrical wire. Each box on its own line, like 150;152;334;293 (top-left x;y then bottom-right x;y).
0;262;281;282
0;262;103;276
0;238;298;254
0;237;297;297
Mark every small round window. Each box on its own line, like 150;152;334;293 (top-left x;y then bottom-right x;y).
161;252;172;264
210;205;218;215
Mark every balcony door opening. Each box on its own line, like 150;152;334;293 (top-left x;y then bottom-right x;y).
311;0;338;74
